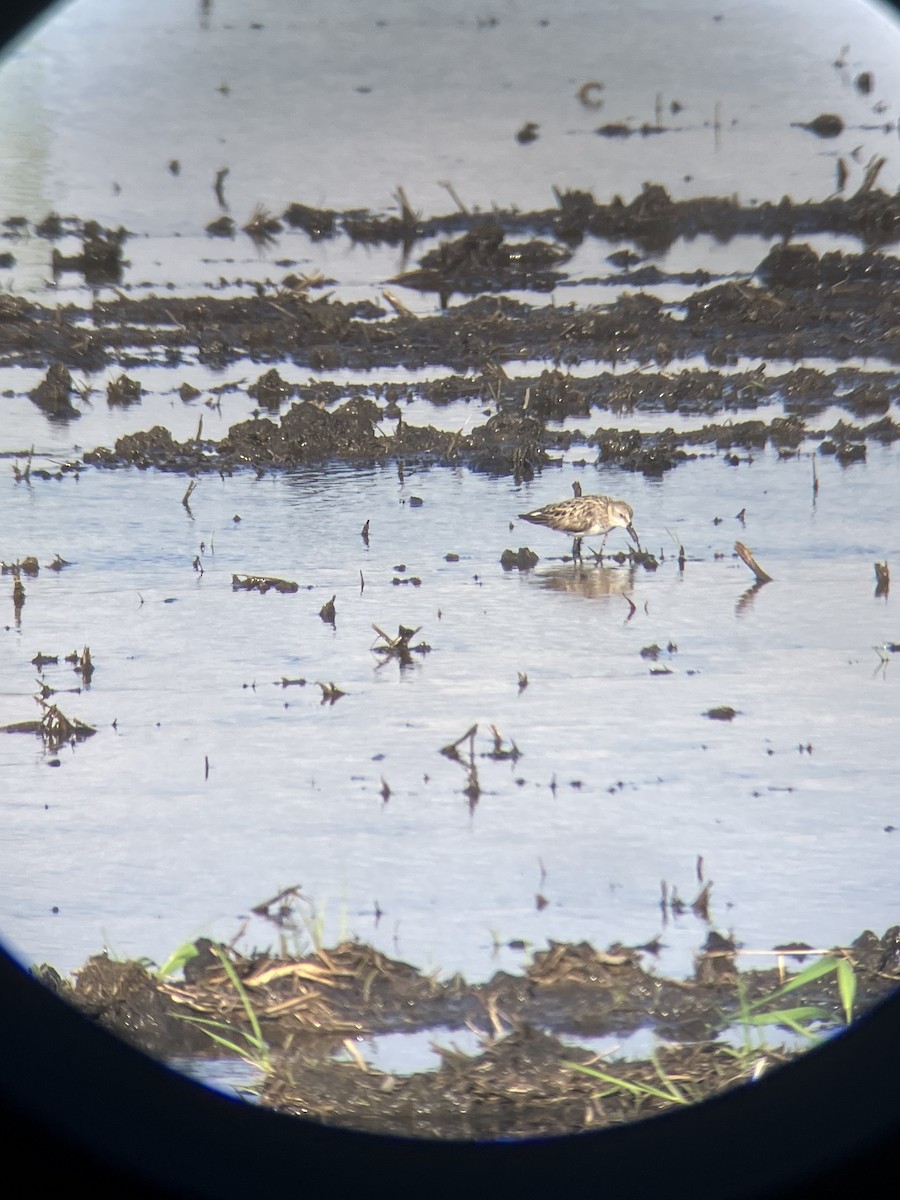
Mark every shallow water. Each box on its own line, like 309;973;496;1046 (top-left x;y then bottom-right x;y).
2;447;898;981
1;0;899;995
168;1054;263;1103
3;0;900;228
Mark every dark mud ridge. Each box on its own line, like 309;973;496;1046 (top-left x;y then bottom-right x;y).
70;388;899;481
37;925;900;1140
7;185;900;478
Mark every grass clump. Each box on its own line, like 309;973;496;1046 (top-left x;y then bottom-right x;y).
175;946;272;1074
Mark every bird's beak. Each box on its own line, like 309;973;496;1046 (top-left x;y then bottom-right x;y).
626;524;641;548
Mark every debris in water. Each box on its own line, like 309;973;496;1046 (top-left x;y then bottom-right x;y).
30;364;80;420
1;702;96;750
576;80;604;109
319;595;337;624
793;112;844;138
704;706;739;721
874;562;890;598
107;374;142;407
500;547;539;571
735;541;773;583
232;574;299;594
371;624;431;666
243;203;282;246
316;682;346;705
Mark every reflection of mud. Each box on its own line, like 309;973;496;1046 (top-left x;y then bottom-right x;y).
48;924;900;1139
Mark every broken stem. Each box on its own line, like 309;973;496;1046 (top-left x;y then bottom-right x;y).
734;541;773;584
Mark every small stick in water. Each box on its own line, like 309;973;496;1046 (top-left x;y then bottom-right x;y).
735;541;773;583
874;561;890;598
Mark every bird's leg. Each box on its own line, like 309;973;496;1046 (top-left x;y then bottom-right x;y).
572;536;582;563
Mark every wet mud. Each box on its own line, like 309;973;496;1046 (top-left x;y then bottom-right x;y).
72;388;897;482
44;924;900;1140
5;186;900;482
13;237;900;376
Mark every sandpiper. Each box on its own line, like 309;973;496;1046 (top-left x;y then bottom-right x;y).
518;493;640;562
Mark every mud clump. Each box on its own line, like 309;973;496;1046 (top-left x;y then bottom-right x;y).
591;427;694;475
205;215;234;238
9;185;900;479
820;421;868;465
70;955;211;1059
106;373;142;407
247;367;294;412
756;242;823;288
465;412;547;480
86;425;182;470
843;382;891;418
501;547;540;570
82;399;550;480
48;925;900;1140
392;219;570;303
685;280;787;328
232;574;299;594
282;202;337;240
794;112;844;138
30;363;79;421
526;369;592;420
222;396;383;466
51;220;128;284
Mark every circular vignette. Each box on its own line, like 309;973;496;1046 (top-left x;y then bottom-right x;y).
3;0;900;1194
2;940;900;1197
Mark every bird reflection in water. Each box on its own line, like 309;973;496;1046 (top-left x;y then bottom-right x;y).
532;562;638;600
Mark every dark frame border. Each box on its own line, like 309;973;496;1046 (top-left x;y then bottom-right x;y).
3;940;900;1198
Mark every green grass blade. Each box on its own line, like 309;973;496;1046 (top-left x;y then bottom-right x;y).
156;940;199;980
649;1049;688;1102
741;1005;832;1028
744;956;838;1013
176;1014;267;1053
191;1029;256;1058
177;1015;244;1034
175;1013;258;1053
175;951;272;1072
212;946;266;1048
836;958;857;1024
564;1060;690;1105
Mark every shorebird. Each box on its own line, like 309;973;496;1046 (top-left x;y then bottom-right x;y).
518;493;640;562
